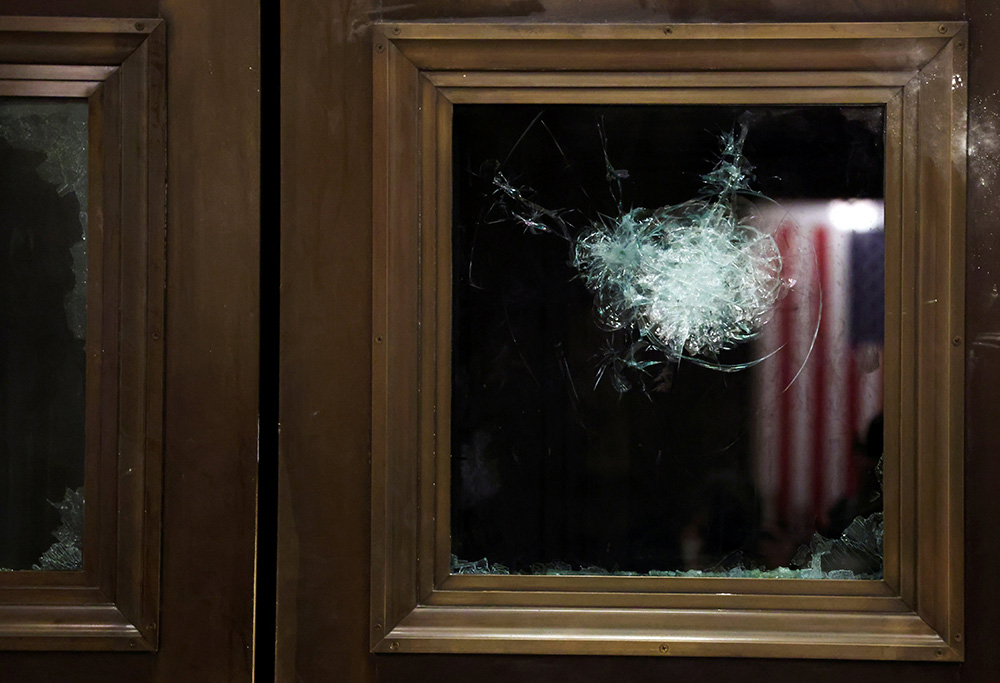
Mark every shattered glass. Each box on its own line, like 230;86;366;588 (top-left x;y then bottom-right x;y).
32;487;84;571
0;98;88;571
451;105;885;579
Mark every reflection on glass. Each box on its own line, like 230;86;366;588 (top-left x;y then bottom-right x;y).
0;98;88;571
450;105;885;579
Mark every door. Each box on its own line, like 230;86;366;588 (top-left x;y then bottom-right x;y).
279;0;999;682
0;0;259;680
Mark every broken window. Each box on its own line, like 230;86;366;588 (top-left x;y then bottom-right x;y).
0;98;88;571
450;104;885;579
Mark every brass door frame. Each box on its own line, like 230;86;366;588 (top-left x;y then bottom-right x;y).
371;22;966;661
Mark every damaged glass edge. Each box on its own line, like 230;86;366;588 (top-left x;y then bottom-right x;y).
0;99;89;341
0;487;86;572
451;106;885;580
452;509;883;579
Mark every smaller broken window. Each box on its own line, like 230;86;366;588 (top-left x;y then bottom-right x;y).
0;98;88;572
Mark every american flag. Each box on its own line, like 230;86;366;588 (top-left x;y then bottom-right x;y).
751;200;884;530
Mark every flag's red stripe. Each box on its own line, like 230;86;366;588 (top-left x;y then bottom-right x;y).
878;357;884;423
811;227;829;525
776;222;794;522
846;353;859;498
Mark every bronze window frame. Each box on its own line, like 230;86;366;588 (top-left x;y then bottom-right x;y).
0;17;165;651
371;22;966;661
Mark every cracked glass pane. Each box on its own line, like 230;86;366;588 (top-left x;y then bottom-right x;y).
0;98;88;571
450;104;885;578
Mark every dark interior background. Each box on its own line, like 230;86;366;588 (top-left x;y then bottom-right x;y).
450;105;884;574
0;101;87;570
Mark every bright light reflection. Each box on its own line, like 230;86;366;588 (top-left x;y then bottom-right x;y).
827;199;883;233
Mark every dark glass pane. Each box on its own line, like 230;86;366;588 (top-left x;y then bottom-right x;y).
451;105;885;579
0;98;88;571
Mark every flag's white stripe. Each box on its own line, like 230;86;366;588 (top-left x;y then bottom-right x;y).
823;226;852;512
788;219;815;518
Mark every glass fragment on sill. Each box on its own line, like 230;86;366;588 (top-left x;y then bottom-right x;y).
789;510;883;579
451;554;510;575
451;510;883;580
0;487;84;572
32;487;84;571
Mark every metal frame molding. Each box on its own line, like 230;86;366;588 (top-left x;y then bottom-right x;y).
0;16;166;651
371;22;966;660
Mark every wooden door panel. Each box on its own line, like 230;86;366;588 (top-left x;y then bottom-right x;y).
0;0;259;679
376;655;961;683
279;0;999;681
960;0;1000;681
